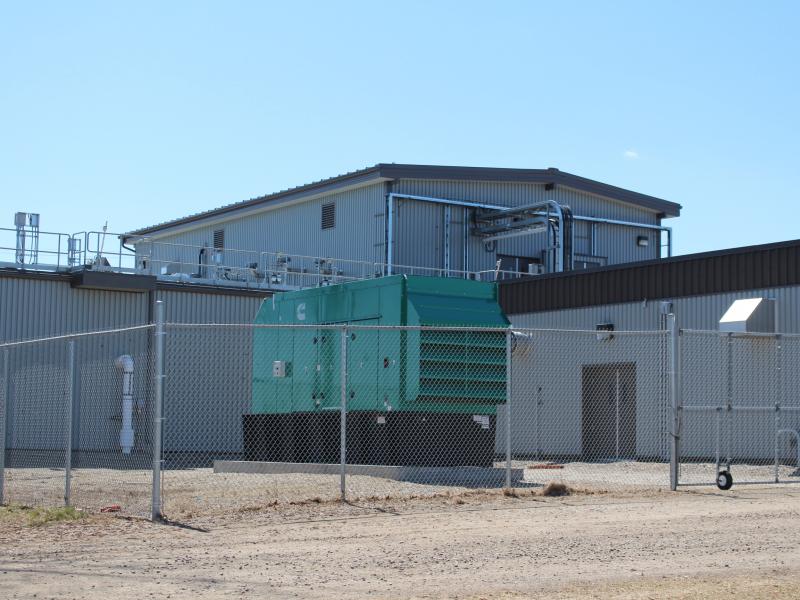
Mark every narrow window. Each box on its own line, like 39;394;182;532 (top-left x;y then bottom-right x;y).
213;229;225;250
321;203;336;230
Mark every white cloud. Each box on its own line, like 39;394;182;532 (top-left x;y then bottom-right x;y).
623;150;639;160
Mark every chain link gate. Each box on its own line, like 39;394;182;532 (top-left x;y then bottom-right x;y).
676;330;800;489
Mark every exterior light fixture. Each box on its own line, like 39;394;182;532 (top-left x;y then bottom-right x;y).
596;323;614;342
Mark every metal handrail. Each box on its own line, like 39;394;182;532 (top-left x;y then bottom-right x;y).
1;226;534;288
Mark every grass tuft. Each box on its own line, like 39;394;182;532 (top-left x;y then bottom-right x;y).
0;504;87;527
541;482;571;497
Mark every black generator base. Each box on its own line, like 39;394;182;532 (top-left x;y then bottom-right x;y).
242;412;496;468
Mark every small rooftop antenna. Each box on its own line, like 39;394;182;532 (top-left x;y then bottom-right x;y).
96;221;108;261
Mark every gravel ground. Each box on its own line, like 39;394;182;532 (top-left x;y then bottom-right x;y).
519;460;800;488
4;460;798;520
1;486;798;599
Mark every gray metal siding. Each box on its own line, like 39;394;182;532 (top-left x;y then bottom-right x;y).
127;164;679;239
497;331;669;459
0;277;148;343
391;179;662;274
508;285;800;333
143;178;664;278
154;291;265;453
142;182;387;275
0;274;267;456
0;277;267;344
155;290;264;324
392;179;660;222
506;287;800;460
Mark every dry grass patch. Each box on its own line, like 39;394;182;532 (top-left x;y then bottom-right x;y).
541;481;571;497
0;504;87;527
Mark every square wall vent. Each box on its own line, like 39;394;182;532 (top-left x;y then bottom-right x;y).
321;203;336;229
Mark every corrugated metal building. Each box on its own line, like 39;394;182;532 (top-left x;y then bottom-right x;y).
124;164;681;281
0;269;266;342
2;162;798;471
0;268;267;461
499;238;800;332
496;239;800;461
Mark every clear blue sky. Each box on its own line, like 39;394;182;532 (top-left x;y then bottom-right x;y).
1;1;798;256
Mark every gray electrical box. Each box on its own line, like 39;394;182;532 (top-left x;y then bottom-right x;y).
272;360;288;378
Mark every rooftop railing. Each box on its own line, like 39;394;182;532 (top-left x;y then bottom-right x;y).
0;227;532;290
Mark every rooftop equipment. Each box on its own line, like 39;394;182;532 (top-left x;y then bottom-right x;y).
719;298;776;333
244;275;512;467
14;212;40;265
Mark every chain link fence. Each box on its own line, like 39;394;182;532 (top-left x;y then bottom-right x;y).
0;326;155;516
679;330;800;487
2;313;798;521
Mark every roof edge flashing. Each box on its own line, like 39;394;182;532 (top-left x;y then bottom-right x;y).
127;164;680;240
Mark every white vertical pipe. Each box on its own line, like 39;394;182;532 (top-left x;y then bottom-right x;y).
116;355;135;454
386;195;394;276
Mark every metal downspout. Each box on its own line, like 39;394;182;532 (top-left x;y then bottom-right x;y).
554;202;564;272
386;193;394;276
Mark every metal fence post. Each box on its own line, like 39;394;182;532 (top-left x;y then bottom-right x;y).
0;348;8;505
340;326;348;502
64;340;75;506
151;300;165;521
774;335;783;483
668;314;681;491
505;329;512;489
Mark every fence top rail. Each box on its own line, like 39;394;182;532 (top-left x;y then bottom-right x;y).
0;323;155;349
681;329;800;340
162;322;671;335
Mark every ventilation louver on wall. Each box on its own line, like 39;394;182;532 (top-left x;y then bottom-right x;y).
321;203;336;229
213;229;225;249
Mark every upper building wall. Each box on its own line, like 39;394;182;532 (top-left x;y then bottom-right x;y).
136;173;669;279
389;179;664;274
139;182;388;277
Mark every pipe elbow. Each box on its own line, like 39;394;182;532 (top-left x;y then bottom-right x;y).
115;354;134;373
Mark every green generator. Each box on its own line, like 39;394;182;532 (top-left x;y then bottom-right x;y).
243;275;510;467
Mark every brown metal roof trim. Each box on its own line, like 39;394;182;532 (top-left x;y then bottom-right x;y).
124;164;680;238
499;239;800;315
70;270;156;292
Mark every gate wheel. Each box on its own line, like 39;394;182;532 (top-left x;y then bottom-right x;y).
716;470;733;490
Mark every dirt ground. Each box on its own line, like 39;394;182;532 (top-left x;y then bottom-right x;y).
7;460;797;520
1;486;799;599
